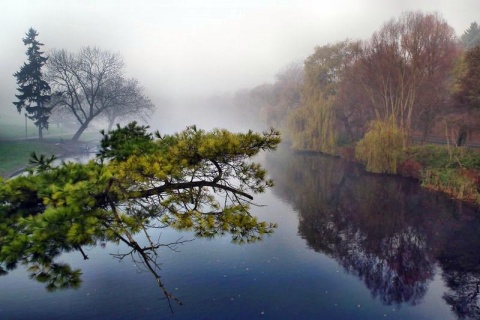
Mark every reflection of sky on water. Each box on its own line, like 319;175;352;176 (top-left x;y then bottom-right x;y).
0;151;466;319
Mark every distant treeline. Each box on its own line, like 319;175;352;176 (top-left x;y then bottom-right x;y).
228;11;480;174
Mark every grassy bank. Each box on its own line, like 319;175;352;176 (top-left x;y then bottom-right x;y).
0;140;63;178
336;143;480;205
0;118;101;178
405;145;480;205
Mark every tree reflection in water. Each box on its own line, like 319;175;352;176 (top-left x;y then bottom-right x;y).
265;147;480;318
437;216;480;319
2;214;267;312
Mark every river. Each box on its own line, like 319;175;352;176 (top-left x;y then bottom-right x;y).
1;146;479;319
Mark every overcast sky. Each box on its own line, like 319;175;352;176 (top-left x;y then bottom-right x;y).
1;0;480;123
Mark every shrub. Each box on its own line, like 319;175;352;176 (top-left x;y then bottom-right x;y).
355;120;404;174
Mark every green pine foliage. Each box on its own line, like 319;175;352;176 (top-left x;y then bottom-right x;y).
0;123;281;290
98;121;156;161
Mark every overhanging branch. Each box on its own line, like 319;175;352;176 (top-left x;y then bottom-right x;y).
129;180;254;201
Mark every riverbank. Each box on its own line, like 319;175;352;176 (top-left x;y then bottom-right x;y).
0;139;99;178
294;143;480;206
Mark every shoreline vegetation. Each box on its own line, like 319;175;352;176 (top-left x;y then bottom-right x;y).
3;133;479;208
241;13;480;208
294;142;480;207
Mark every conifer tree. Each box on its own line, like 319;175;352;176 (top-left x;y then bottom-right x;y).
13;28;52;140
461;22;480;49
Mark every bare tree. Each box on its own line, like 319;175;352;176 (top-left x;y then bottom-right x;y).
101;78;155;131
47;47;154;141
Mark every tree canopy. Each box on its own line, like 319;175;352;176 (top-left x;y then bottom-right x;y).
283;11;460;173
0;123;280;302
47;47;154;141
288;39;362;152
454;45;480;110
13;28;52;140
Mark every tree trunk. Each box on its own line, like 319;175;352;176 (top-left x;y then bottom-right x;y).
71;123;89;142
38;126;43;140
421;122;430;145
107;117;116;132
457;127;467;146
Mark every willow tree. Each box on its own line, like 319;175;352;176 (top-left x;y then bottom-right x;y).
288;40;361;153
0;123;280;305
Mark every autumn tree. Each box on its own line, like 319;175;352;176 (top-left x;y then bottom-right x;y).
288;39;361;152
352;12;459;173
13;28;52;140
47;47;154;141
334;56;371;142
357;11;458;145
0;123;280;302
248;83;276;124
407;12;460;142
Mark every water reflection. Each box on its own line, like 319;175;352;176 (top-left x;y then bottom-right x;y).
265;147;480;318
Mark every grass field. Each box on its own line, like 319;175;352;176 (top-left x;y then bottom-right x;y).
0;140;63;178
0;114;78;140
0;116;102;178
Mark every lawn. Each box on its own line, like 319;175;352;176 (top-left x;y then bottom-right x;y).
0;140;63;178
0;115;78;140
0;116;102;178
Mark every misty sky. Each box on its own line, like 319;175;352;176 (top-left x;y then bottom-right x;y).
1;0;480;129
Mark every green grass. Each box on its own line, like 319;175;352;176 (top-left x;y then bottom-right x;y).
405;144;480;205
407;144;480;169
0;115;72;140
0;116;102;177
0;115;102;141
0;140;63;178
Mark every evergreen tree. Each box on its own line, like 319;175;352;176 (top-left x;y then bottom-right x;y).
461;22;480;49
13;28;52;140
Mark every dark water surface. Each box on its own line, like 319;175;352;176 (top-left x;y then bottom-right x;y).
1;147;480;319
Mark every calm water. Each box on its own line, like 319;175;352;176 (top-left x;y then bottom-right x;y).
1;147;480;319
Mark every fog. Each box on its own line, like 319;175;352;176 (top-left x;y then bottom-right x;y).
2;0;480;134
